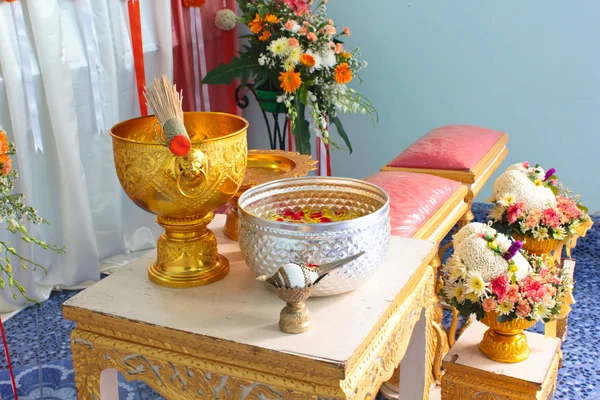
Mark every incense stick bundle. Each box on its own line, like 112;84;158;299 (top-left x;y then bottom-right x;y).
144;75;191;157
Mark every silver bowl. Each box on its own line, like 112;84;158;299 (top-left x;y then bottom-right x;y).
238;177;391;297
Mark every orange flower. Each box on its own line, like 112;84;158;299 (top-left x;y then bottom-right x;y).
0;130;9;155
300;54;316;68
334;63;353;84
259;30;272;41
279;70;302;93
264;14;280;24
248;13;263;34
1;157;11;176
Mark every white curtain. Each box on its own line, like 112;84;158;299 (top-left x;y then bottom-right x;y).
0;0;172;312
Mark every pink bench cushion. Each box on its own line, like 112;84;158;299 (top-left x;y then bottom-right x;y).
388;125;504;171
366;172;463;238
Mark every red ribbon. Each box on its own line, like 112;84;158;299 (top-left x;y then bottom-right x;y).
287;117;294;151
0;317;18;399
127;0;147;116
325;143;332;176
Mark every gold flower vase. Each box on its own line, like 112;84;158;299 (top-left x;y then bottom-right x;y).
479;311;536;363
513;234;561;256
111;112;248;288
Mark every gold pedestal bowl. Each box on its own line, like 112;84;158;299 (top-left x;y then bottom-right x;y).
479;311;537;363
111;112;248;288
222;150;317;241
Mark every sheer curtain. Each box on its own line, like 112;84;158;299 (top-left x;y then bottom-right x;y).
0;0;172;312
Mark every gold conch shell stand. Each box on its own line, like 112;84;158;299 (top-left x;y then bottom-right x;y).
111;112;248;288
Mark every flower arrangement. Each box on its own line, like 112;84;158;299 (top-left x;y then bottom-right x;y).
441;223;569;322
0;129;63;302
489;162;590;241
202;0;377;154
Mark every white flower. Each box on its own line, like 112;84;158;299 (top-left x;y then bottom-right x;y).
511;252;532;280
519;220;531;233
284;20;301;33
321;49;337;68
569;220;581;235
269;38;289;57
287;46;302;64
258;53;268;66
464;292;480;302
496;301;515;315
532;304;551;321
465;272;487;297
496;233;512;253
532;227;549;240
489;204;506;221
552;227;567;240
283;59;295;71
498;193;516;207
447;283;466;303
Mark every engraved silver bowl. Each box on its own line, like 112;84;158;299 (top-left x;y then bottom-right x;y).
238;177;391;297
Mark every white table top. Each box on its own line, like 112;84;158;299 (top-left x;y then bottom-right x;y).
65;215;436;364
444;321;561;384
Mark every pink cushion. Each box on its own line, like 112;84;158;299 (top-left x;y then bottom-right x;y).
366;172;463;238
388;125;504;171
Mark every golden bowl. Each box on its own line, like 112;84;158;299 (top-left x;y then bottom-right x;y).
479;311;537;363
111;112;248;288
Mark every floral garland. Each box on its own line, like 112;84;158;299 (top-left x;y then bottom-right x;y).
441;223;569;323
0;130;63;302
489;162;590;241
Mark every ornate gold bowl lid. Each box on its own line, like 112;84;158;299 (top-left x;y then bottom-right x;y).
242;150;317;191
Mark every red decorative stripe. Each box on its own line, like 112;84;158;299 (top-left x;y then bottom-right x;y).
127;0;148;116
325;143;332;176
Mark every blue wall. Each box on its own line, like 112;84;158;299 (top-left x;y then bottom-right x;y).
246;1;600;212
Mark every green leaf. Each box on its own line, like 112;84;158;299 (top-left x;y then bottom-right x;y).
578;204;589;213
293;102;311;155
202;57;261;85
238;34;255;40
258;5;268;18
299;86;309;106
549;186;559;195
330;116;353;154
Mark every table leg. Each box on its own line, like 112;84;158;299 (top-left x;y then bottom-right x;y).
100;369;119;400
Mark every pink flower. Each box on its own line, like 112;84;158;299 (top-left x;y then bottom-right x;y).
325;25;336;35
516;300;532;318
542;208;561;228
299;27;307;35
288;38;299;47
523;161;530;168
284;20;298;30
521;278;546;302
544;284;557;298
307;32;318;41
507;284;520;303
335;43;343;53
526;209;542;228
550;179;558;186
506;202;525;224
490;275;510;302
482;298;498;313
344;26;350;36
283;0;310;15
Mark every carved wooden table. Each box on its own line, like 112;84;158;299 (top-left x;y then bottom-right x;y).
442;322;561;400
63;217;437;400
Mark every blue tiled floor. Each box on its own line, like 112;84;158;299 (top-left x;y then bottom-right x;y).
0;203;598;399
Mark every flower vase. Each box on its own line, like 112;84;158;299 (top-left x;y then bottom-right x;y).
255;89;286;114
513;234;561;256
479;311;537;363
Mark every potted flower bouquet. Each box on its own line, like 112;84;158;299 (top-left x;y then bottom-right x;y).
489;162;591;255
440;223;569;363
202;0;377;155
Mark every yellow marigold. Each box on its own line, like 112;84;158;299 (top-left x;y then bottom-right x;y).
248;13;263;34
300;54;316;68
259;30;272;42
0;130;9;155
340;52;352;59
279;70;302;93
264;14;280;24
334;63;352;84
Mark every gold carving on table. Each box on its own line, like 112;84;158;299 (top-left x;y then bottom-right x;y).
442;351;561;399
223;150;317;240
65;257;437;400
478;311;537;363
111;112;248;288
